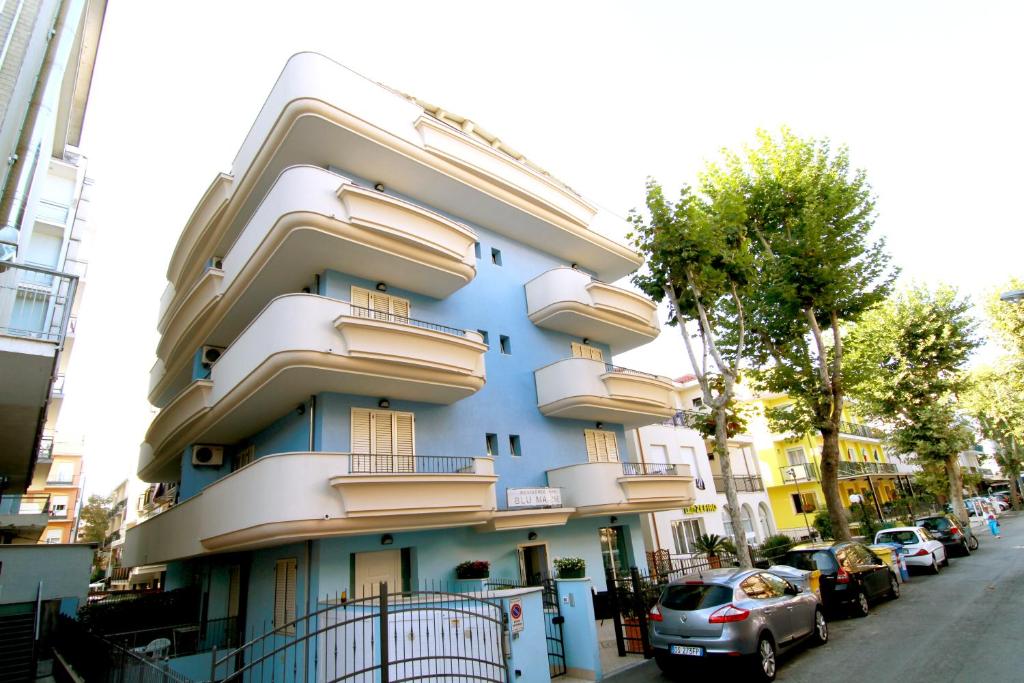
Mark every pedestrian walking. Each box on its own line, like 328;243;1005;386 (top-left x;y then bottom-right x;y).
987;513;1001;538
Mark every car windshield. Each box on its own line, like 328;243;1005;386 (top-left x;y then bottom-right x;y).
781;550;837;573
918;518;950;532
661;584;733;611
877;530;919;545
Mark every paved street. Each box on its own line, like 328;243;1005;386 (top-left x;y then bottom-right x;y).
608;514;1024;683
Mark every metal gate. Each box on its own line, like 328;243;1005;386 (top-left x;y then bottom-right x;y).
210;582;508;682
541;579;567;677
606;568;659;659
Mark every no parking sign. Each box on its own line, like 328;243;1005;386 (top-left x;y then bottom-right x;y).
509;599;524;634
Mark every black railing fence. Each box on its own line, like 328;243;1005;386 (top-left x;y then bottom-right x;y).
346;302;468;337
713;474;765;492
348;453;476;474
603;363;660;379
621;462;677;476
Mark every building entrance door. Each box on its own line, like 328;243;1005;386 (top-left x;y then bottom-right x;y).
599;526;630;581
519;544;549;586
354;549;402;597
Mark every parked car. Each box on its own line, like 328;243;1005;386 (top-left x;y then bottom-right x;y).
779;541;899;618
915;514;977;556
875;527;947;573
649;568;827;682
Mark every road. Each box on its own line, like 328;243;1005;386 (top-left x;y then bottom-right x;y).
607;513;1023;683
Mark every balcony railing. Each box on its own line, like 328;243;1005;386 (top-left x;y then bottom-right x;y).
46;474;80;487
837;461;898;477
346;302;467;337
713;474;765;492
38;434;55;462
603;363;659;380
0;493;50;514
51;374;66;398
622;462;679;476
0;262;78;343
838;421;884;439
779;462;820;482
348;454;477;474
106;615;239;658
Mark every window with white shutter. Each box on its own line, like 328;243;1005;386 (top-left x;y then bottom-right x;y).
584;429;619;462
351;408;416;472
273;558;297;634
351;286;411;322
571;342;604;361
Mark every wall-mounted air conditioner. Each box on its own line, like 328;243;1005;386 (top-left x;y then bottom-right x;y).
191;445;224;467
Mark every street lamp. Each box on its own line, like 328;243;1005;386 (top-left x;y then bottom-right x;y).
999;290;1024;303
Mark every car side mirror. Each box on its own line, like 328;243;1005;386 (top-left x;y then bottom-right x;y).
786;584;801;595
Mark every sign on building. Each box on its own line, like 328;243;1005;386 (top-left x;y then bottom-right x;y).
509;598;524;634
507;487;562;509
682;503;718;514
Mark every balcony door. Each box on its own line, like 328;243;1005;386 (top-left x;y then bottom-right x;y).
354;549;404;597
351;286;410;321
584;429;619;463
570;342;604;361
351;408;415;473
518;543;550;586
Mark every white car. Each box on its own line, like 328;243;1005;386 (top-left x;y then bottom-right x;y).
874;527;948;574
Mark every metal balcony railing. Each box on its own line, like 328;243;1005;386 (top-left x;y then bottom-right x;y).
0;493;51;515
621;462;679;476
779;462;820;482
46;474;80;487
837;461;899;477
348;454;477;474
0;262;78;343
712;474;765;492
838;421;885;439
38;434;55;462
603;363;660;380
345;302;468;337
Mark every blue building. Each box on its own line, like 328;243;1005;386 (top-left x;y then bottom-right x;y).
125;53;696;654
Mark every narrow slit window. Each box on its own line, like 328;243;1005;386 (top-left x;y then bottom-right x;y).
474;242;481;259
509;435;522;457
491;248;502;266
499;335;511;354
485;433;499;456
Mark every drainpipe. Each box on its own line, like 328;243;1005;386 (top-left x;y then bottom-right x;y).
307;395;316;451
0;0;86;260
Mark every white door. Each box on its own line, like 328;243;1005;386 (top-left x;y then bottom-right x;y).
354;550;402;596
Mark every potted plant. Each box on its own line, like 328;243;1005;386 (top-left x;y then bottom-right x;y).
553;557;586;579
455;560;490;580
694;533;730;569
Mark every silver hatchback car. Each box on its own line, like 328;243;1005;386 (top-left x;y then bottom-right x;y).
649;568;828;681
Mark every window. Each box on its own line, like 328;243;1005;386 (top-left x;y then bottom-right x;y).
861;448;869;462
477;329;490;345
274;558;297;634
584;429;619;462
781;549;838;573
661;584;731;611
873;449;881;462
785;447;807;466
759;572;791;597
235;445;254;470
722;508;736;539
509;435;522;457
51;462;74;483
485;433;499;456
474;242;481;259
672;518;703;554
740;505;755;537
45;530;62;544
490;248;502;265
499;335;511;354
51;496;68;516
351;408;415;472
740;574;776;599
847;447;856;461
350;286;410;320
691;397;703;408
792;492;817;514
679;446;697;468
570;342;604;361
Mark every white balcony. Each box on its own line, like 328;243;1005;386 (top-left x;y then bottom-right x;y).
525;267;659;352
125;453;497;565
139;295;486;482
163;52;641;311
534;358;675;426
152;165;479;404
546;461;695;517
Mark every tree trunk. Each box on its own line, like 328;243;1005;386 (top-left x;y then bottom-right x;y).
716;407;751;568
819;427;851;541
945;454;970;534
1010;436;1023;511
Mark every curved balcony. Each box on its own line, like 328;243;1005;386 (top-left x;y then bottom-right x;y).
125;452;497;565
152;165;478;404
525;267;659;352
546;461;695;517
139;295;486;482
164;52;640;304
534;358;675;426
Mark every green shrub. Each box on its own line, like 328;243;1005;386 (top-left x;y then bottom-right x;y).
813;509;834;540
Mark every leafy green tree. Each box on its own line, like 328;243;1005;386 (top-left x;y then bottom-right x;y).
846;285;979;529
78;494;112;544
630;178;755;567
705;129;895;541
987;277;1024;357
963;362;1024;509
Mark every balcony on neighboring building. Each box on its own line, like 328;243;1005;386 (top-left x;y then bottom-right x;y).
713;475;765;493
126;452;497;564
0;494;51;541
524;267;659;352
534;358;675;426
139;295;487;482
838;421;884;440
545;461;695;517
837;461;899;478
779;462;820;483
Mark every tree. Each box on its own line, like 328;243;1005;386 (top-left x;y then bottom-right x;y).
629;178;755;567
78;494;112;544
707;129;895;541
987;277;1024;357
963;362;1024;509
846;285;979;530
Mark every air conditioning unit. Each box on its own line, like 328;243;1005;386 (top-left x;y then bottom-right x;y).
200;345;224;369
191;445;223;467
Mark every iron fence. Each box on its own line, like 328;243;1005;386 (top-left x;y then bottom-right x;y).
485;578;566;678
621;462;678;476
779;462;820;482
106;616;239;659
0;261;77;342
837;461;899;477
345;302;468;337
602;363;660;379
838;421;885;439
37;433;54;462
348;454;477;474
713;474;765;492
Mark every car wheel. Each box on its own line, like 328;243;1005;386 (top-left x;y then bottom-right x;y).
810;608;828;646
941;551;950;567
851;590;870;618
960;540;971;556
968;534;979;551
752;634;777;682
887;573;900;600
929;554;940;575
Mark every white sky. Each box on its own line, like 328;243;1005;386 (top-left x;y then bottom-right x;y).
62;0;1024;496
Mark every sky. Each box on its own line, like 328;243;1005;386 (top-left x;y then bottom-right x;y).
61;1;1024;496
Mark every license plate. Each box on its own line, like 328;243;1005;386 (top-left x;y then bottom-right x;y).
670;645;704;657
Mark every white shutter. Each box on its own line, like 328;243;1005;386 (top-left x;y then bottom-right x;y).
351;286;370;310
584;430;598;462
389;296;410;320
584;429;619;463
571;343;604;361
604;432;620;461
369;292;391;321
588;346;604;361
274;559;297;634
352;409;372;472
571;342;585;358
394;412;415;472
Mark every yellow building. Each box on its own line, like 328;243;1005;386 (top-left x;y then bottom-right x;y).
745;395;913;538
